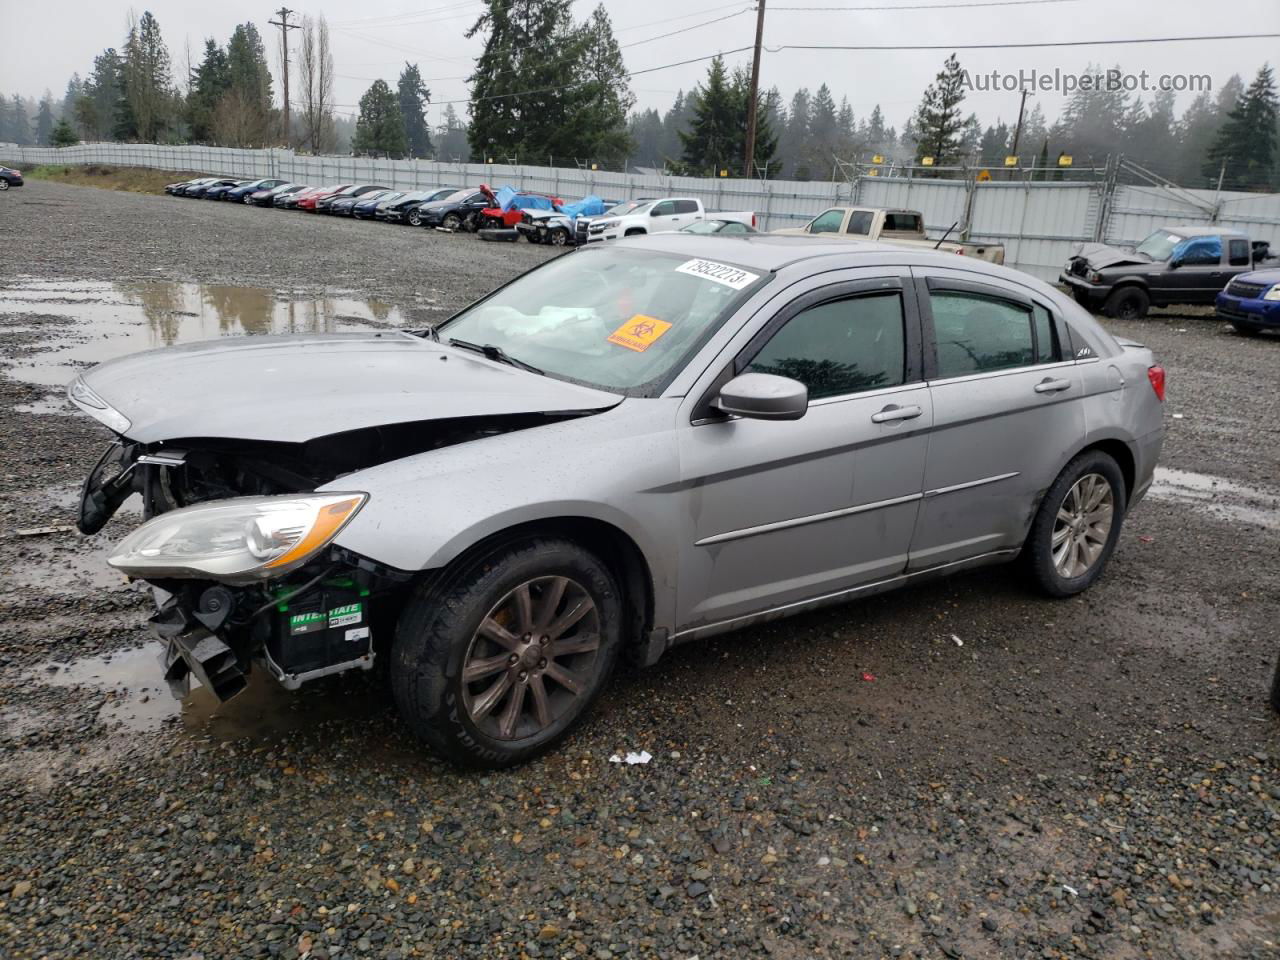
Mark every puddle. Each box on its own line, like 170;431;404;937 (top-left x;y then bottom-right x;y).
1148;467;1280;530
0;278;409;387
31;645;385;741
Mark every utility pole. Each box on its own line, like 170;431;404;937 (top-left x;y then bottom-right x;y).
742;0;767;178
1010;88;1030;156
269;7;300;147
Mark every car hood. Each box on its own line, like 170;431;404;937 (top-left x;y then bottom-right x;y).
1068;242;1152;269
76;333;623;444
1236;268;1280;285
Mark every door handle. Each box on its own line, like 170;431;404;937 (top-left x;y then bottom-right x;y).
1034;378;1072;394
871;404;923;423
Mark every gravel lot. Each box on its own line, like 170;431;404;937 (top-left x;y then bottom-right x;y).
0;179;1277;960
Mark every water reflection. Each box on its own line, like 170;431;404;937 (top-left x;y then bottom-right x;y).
0;279;412;386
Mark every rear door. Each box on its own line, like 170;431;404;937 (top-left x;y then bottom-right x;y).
676;272;931;630
909;269;1084;569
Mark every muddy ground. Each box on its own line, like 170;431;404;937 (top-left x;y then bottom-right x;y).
0;180;1276;960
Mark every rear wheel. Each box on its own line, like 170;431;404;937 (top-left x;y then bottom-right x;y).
391;538;622;768
1103;286;1150;320
0;180;9;191
408;209;423;227
1024;450;1127;598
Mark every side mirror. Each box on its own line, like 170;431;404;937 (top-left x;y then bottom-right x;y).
716;373;808;421
1169;258;1182;269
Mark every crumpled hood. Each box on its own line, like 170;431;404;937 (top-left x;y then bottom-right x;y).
76;333;621;444
1068;241;1151;269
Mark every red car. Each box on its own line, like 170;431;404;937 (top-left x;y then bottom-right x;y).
296;184;353;212
478;184;563;229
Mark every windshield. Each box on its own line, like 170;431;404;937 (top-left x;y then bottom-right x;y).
439;247;767;393
437;189;473;203
1134;230;1185;261
682;220;723;234
605;200;652;217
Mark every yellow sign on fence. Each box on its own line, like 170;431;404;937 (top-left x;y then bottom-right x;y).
872;155;884;165
921;156;935;167
719;169;729;177
1058;155;1073;166
1004;155;1019;167
976;169;992;182
868;168;879;176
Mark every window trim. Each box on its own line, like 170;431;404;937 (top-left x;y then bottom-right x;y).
807;209;846;234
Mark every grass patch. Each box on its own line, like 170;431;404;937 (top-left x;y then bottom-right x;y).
13;163;207;194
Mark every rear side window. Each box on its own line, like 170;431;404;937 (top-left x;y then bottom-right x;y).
1175;236;1221;266
808;209;845;234
883;212;922;232
931;291;1034;377
847;211;874;235
1032;305;1062;363
747;293;906;399
674;199;699;214
1228;238;1250;266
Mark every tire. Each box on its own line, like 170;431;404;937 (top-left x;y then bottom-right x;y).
391;538;623;768
1071;288;1093;309
1103;286;1150;320
243;195;253;204
0;180;9;191
442;212;462;231
1230;319;1262;337
624;228;646;237
408;209;423;227
550;228;569;247
1024;450;1127;598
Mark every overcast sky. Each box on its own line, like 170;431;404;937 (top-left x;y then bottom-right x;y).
3;0;1278;135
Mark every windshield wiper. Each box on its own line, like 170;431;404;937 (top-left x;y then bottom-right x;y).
448;338;544;375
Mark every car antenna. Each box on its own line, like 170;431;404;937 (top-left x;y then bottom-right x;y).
934;221;960;250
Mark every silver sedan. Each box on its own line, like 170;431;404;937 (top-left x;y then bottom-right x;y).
72;234;1165;767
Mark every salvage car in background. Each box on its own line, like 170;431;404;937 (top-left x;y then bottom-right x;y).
0;165;23;190
1060;226;1267;319
1216;267;1280;335
225;178;289;202
682;218;759;235
164;177;216;195
410;188;491;230
773;207;1004;264
576;197;755;242
353;191;402;219
69;235;1164;768
381;188;459;223
253;183;306;207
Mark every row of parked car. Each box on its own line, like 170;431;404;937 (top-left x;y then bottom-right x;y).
163;175;760;246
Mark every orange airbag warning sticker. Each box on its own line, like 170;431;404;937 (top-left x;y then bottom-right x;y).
608;315;672;352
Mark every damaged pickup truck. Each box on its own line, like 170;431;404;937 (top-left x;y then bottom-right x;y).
70;234;1163;767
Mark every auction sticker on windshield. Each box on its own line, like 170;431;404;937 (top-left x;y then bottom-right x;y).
608;315;673;352
675;259;759;290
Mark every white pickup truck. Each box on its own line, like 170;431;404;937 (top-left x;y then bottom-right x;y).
576;197;756;243
773;206;1005;264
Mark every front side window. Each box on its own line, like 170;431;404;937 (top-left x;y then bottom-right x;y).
808;209;845;234
441;247;767;394
651;201;676;217
931;291;1034;378
1174;236;1222;266
747;293;906;399
847;211;874;235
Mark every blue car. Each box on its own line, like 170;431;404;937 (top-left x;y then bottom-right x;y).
353;190;402;219
1216;268;1280;335
224;178;288;203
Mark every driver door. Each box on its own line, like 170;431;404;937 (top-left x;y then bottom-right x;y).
676;274;931;632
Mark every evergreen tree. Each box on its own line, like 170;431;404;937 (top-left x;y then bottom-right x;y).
188;39;230;142
35;93;56;145
78;49;125;140
466;0;577;162
568;5;633;163
352;79;407;157
912;53;967;164
223;23;273;145
801;83;838;176
50;116;79;147
397;63;433;158
61;75;85;121
660;90;695;165
782;88;811;178
7;95;31;144
1205;64;1278;189
978;121;1010;163
122;11;174;141
1126;89;1178;176
0;96;9;143
678;57;738;174
627;108;664;167
1055;62;1129;163
436;103;470;160
959;112;982;159
836;96;856;156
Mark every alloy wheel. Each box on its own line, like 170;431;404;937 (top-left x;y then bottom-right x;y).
0;181;9;191
1051;473;1114;578
461;576;601;741
551;229;568;246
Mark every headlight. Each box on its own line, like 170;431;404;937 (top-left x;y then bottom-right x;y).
599;220;619;230
1263;284;1280;301
67;376;131;433
1087;270;1102;283
108;493;367;583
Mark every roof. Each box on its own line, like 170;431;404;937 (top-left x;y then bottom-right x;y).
1164;225;1249;238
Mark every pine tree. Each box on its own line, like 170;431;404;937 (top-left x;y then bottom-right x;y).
122;11;174;141
678;57;739;174
62;75;85;122
912;53;967;164
836;96;856;157
783;88;811;178
188;39;230;142
7;95;31;144
224;23;273;145
627;108;664;167
398;63;433;158
35;93;56;145
50;116;79;147
1205;64;1278;190
801;83;838;176
661;91;695;165
568;5;633;164
436;103;470;160
352;79;407;157
79;49;125;141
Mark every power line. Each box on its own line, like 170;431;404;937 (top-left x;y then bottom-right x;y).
770;0;1079;9
769;32;1280;51
268;7;301;147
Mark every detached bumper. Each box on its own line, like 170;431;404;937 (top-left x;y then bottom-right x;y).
1216;292;1280;327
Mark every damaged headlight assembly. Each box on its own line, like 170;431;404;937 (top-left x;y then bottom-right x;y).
107;492;368;583
67;376;131;434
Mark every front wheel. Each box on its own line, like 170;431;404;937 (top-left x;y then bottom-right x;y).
1230;319;1262;337
391;538;622;768
1103;286;1150;320
550;228;569;247
0;180;9;191
408;209;423;227
442;212;462;231
1024;450;1127;598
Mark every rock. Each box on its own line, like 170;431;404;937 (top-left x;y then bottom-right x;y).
11;880;32;898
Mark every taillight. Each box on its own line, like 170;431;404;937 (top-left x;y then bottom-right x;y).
751;214;757;228
1147;365;1166;402
954;248;965;255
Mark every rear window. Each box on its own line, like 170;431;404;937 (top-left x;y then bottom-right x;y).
883;212;922;232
